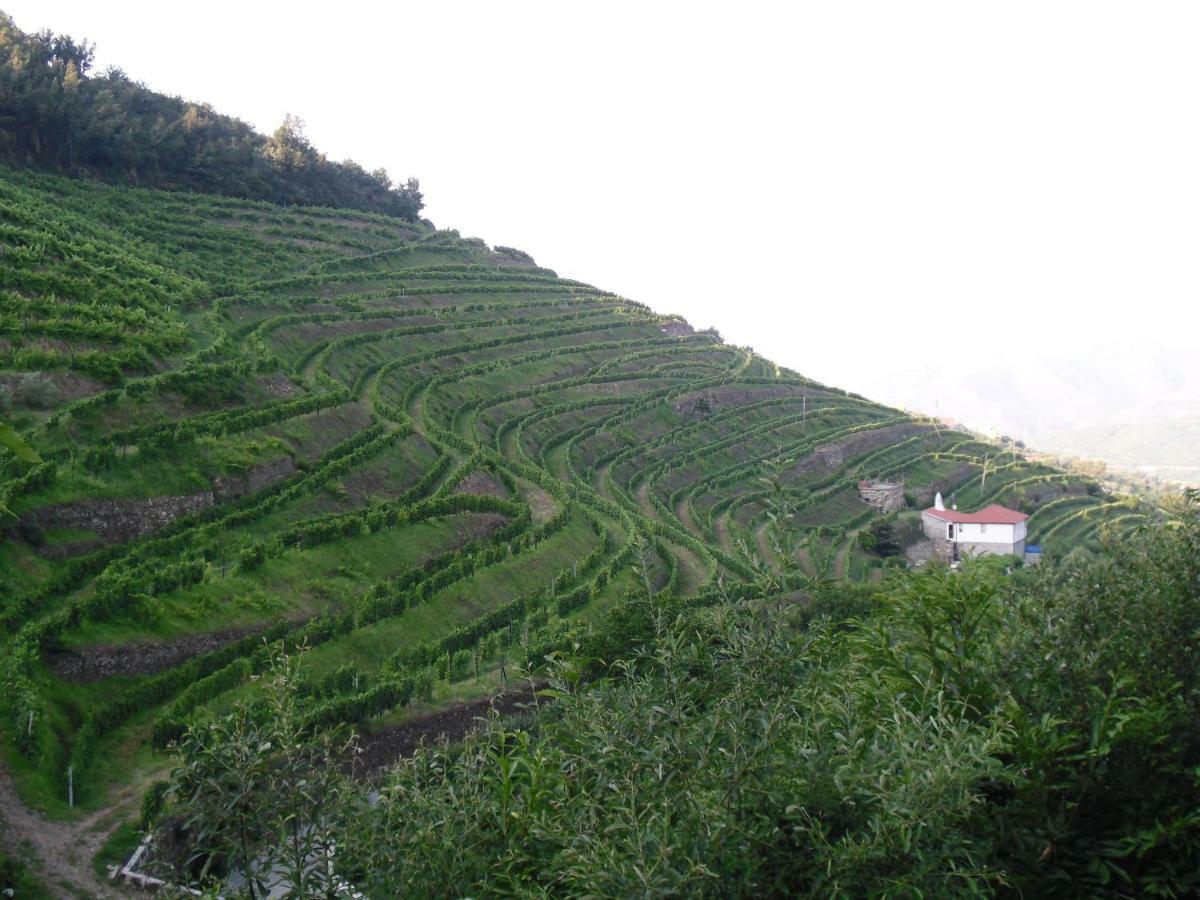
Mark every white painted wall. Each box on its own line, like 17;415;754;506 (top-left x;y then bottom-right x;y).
955;522;1016;544
921;512;1027;546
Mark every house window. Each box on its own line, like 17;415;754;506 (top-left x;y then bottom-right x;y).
980;523;987;534
947;524;955;540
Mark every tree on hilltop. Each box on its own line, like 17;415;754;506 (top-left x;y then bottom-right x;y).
262;114;316;171
0;12;424;219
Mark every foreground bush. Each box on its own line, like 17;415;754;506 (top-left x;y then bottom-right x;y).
158;502;1199;897
333;505;1199;897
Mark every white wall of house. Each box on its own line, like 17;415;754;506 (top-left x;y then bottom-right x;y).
920;513;1027;548
955;522;1015;544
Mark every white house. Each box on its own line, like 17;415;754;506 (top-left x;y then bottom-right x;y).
921;492;1028;559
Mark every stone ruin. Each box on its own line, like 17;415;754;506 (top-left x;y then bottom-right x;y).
658;319;694;337
858;479;906;513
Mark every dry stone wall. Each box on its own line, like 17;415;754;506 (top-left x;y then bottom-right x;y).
12;457;296;556
19;493;215;549
909;463;974;508
212;457;296;501
802;423;929;476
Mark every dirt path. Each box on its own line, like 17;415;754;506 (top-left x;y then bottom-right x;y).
753;521;779;571
0;686;537;898
668;542;708;596
832;544;849;580
514;477;558;525
593;460;612;498
542;442;572;483
713;509;735;557
674;497;700;536
407;383;428;426
299;340;329;383
634;480;657;518
357;365;381;405
832;530;862;580
0;767;142;899
796;545;815;578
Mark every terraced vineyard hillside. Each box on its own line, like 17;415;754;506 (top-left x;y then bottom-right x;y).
0;165;1148;820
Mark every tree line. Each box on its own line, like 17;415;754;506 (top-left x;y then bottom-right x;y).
0;14;423;219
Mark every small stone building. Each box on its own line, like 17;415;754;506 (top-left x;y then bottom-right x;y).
858;479;906;513
921;493;1028;560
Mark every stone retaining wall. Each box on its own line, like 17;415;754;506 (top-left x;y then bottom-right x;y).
12;456;297;556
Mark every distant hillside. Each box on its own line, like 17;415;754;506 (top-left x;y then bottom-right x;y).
1040;414;1200;486
0;11;422;219
856;345;1200;485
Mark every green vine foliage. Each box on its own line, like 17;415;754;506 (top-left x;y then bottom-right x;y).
0;96;1163;895
326;508;1200;898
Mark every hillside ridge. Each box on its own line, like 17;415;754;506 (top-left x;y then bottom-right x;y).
0;164;1146;818
0;7;1192;893
0;12;423;219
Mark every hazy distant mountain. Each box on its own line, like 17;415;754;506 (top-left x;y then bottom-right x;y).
854;344;1199;484
1038;415;1200;484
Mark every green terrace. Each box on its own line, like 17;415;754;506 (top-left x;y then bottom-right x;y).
0;165;1150;818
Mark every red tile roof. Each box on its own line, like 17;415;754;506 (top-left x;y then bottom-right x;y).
923;504;1029;524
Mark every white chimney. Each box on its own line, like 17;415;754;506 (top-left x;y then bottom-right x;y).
934;492;945;511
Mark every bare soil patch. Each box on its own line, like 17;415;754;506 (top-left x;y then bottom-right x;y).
354;687;540;774
454;470;507;498
786;422;930;481
454;512;510;544
255;372;301;398
278;316;438;349
674;385;801;416
339;466;415;506
269;403;373;462
0;370;107;406
46;626;264;683
515;479;557;525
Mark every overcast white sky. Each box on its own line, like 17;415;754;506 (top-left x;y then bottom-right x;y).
9;1;1199;420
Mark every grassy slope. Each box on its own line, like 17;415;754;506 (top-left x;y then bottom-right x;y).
0;165;1149;825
